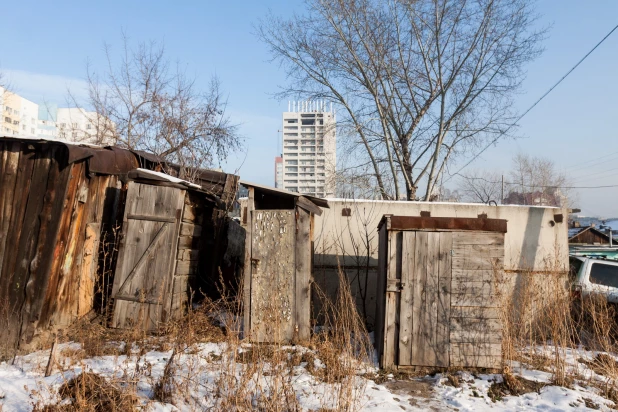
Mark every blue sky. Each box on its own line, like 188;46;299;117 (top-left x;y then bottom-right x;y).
1;1;617;216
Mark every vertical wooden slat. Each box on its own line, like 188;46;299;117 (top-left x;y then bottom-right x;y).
423;231;440;367
294;207;311;342
436;232;452;367
411;231;427;366
374;224;387;363
383;229;400;368
242;187;254;338
398;231;415;366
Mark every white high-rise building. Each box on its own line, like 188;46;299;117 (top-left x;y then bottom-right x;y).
280;101;336;198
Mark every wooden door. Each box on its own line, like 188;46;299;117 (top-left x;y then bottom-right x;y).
449;232;503;369
398;231;452;367
111;182;185;331
249;210;295;342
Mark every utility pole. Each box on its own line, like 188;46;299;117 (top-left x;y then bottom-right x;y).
501;175;504;205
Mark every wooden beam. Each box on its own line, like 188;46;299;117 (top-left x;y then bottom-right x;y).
296;196;322;216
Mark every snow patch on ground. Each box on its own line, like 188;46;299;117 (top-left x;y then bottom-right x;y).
0;342;617;411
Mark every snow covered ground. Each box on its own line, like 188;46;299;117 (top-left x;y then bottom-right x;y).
0;341;617;411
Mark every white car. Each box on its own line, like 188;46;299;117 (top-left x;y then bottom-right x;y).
570;255;618;304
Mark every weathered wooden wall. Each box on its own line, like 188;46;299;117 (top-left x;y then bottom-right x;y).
0;140;127;350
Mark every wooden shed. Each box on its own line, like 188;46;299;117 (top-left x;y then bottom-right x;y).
374;215;507;370
0;137;239;351
240;182;328;343
109;169;231;331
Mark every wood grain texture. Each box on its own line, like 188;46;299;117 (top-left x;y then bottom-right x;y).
111;182;185;331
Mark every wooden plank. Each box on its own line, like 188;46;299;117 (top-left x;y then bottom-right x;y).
383;230;400;369
127;214;176;223
451;293;496;307
180;222;202;237
0;142;19;276
423;232;440;367
295;207;311;341
436;232;452;368
450;306;500;319
452;269;496;283
452;256;503;271
398;231;415;366
177;249;200;261
410;231;427;366
451;281;493;298
452;244;504;258
242;187;254;338
374;224;387;365
175;260;199;276
450;343;502;368
296;196;322;216
452;232;504;246
450;329;502;344
450;316;502;336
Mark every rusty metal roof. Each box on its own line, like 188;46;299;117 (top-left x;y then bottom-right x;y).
239;180;329;209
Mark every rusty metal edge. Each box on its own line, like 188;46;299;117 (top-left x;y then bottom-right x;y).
386;216;507;233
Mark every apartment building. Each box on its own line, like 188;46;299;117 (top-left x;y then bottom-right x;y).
280;101;336;198
274;156;283;188
0;87;38;137
1;87;113;144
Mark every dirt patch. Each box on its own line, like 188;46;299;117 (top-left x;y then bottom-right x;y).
383;378;437;409
488;372;545;402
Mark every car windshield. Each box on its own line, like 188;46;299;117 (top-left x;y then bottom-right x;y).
569;257;584;281
589;262;618;288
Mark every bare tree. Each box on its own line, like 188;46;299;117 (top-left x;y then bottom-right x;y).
86;35;241;170
506;153;573;207
459;169;503;203
259;0;544;200
456;153;575;206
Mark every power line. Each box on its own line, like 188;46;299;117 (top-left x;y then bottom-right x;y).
444;22;618;183
457;173;618;189
565;150;618;171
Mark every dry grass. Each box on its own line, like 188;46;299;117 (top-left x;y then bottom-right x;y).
33;372;138;411
496;250;618;402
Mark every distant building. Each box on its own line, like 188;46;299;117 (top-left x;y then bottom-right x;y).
0;87;38;137
281;101;336;198
1;87;113;144
274;156;283;188
56;108;114;144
